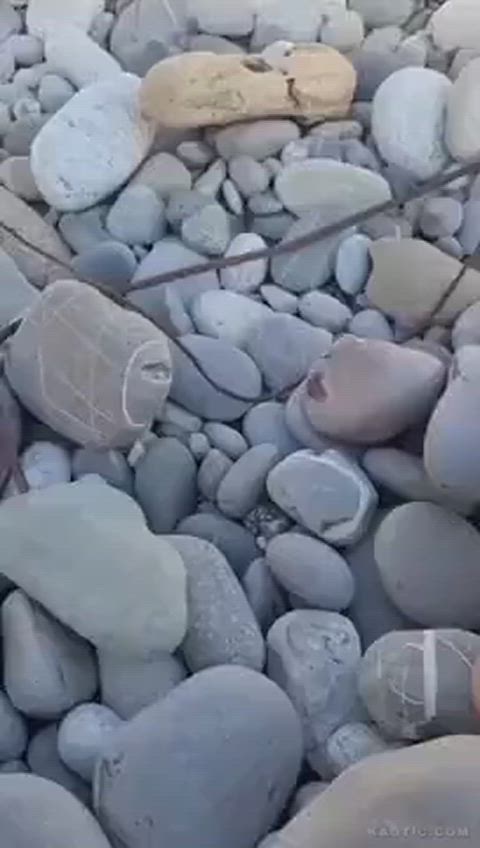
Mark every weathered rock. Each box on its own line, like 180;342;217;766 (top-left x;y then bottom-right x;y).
375;502;480;629
446;57;480;163
366;238;480;329
372;68;451;179
302;336;446;444
267;610;362;773
58;703;123;782
359;629;480;740
169;334;262;422
0;689;27;762
268;448;377;546
166;535;265;672
140;46;356;128
269;736;480;848
134;437;197;534
27;724;89;803
266;533;354;610
31;74;155;211
6;280;172;449
0;186;70;287
0;481;187;658
245;313;333;392
95;666;302;848
275;160;391;216
2;590;97;720
98;650;187;720
430;0;480;51
217;444;279;519
177;512;259;577
0;773;110;847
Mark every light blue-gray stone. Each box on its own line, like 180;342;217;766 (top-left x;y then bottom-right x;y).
134;437;197;534
335;233;372;295
243;401;301;459
217;444;279;519
176;512;259;577
71;241;137;294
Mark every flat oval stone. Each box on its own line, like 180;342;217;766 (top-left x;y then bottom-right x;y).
217;444;279;519
375;502;480;628
275;159;391;216
94;666;302;848
176;512;259;577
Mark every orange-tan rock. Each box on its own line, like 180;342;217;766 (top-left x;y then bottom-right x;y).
140;46;356;129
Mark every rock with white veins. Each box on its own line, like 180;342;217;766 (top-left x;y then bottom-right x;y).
267;449;378;546
358;629;480;740
0;481;187;659
31;74;155;211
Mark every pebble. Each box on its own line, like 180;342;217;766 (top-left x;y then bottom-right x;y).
58;703;123;782
245;313;333;392
31;74;155;211
134;437;197;534
58;206;110;254
251;1;322;46
72;448;133;494
446;57;480;163
95;666;302;848
0;689;27;762
133;151;192;199
188;0;254;35
273;736;480;847
458;198;480;254
346;512;414;649
72;241;137;294
169;334;262;422
220;232;268;292
140;47;355;129
375;502;480;629
203;422;248;460
359;628;480;739
320;9;365;52
419;196;464;238
166;535;265;672
248;189;283;214
4;113;47;155
177;140;214;169
275;159;391;217
372;67;451;180
188;32;245;53
166;189;210;233
45;26;122;89
198;448;233;501
430;0;480;51
350;0;414;26
27;724;89;803
335;232;372;295
268;448;378;546
222;177;244;215
188;431;210;460
367;237;480;328
289;782;330;817
284;384;341;453
243;401;301;458
453;300;480;348
2;589;97;719
217;444;279;519
176;512;259;577
251;211;295;241
0;155;40;201
266;532;354;610
424;346;480;504
0;481;187;658
242;557;287;633
181;201;231;256
348;308;394;340
0;246;38;325
26;0;103;36
267;610;362;773
98;650;187;719
131;237;219;305
325;722;398;777
302;336;445;445
194;158;227;196
0;760;29;774
106;184;165;245
110;0;189;75
192;289;271;348
260;284;297;314
229;154;270;197
14;441;70;493
299;291;352;332
215;120;300;159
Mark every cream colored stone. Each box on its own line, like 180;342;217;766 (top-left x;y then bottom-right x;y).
366;238;480;329
140;46;356;129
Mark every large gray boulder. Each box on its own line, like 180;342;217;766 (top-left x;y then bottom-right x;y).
0;481;187;658
94;666;302;848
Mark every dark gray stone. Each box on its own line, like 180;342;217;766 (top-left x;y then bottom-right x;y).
71;241;137;294
176;512;259;577
217;444;279;519
72;447;133;494
0;689;27;762
242;557;287;633
134;437;197;534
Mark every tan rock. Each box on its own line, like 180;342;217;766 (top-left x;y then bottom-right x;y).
366;238;480;329
140;46;356;129
271;736;480;847
0;187;70;288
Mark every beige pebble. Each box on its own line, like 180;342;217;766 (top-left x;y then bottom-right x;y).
140;46;356;129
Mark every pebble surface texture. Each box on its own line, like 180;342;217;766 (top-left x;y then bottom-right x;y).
0;1;477;845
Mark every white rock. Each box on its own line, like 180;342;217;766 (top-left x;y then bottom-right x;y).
446;57;480;163
220;232;268;293
30;74;155;211
372;68;451;180
26;0;103;37
275;160;391;216
430;0;480;51
192;289;272;348
45;26;122;89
